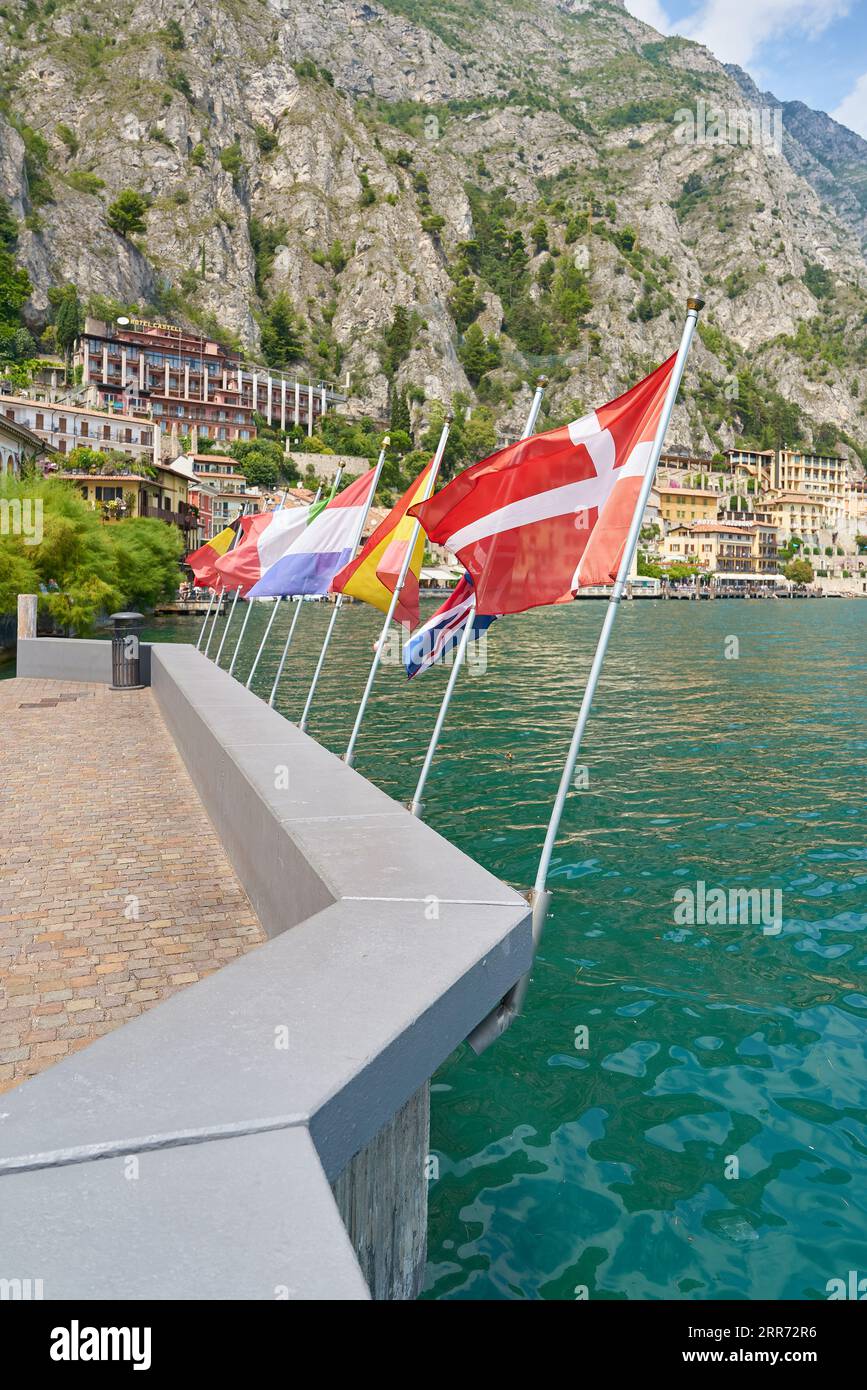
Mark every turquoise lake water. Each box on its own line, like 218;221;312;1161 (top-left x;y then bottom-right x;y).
9;598;866;1298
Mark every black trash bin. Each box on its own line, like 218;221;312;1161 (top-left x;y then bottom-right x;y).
110;612;144;691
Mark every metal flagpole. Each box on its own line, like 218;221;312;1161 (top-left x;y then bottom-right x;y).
344;418;451;768
260;480;332;710
214;585;241;665
196;588;216;649
467;296;704;1054
268;598;303;707
245;596;283;690
298;441;389;733
409;379;548;818
228;597;253;678
203;584;224;657
203;504;247;658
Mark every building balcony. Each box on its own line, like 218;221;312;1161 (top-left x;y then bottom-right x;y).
138;499;198;531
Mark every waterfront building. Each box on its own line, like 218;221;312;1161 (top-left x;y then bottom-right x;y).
657;483;720;528
73;317;346;445
772;448;849;504
662;520;778;584
1;393;156;462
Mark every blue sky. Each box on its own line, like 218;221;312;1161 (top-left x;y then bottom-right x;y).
624;1;867;138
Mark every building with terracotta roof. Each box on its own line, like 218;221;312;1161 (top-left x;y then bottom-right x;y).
662;519;778;584
1;393;156;462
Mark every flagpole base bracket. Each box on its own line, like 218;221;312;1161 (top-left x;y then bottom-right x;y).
409;799;424;819
465;887;550;1055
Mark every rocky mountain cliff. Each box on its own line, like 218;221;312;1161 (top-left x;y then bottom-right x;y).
1;0;866;464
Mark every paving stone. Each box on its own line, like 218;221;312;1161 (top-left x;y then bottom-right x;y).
0;678;266;1092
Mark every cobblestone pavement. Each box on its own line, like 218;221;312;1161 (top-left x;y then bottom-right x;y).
0;678;265;1093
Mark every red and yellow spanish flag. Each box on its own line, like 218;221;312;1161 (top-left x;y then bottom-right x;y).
186;516;250;588
330;458;436;629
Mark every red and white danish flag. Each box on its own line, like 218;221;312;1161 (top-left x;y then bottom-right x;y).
410;355;675;616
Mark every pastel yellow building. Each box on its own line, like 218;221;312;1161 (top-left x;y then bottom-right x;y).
657;485;720;528
62;461;197;543
763;491;830;539
662;520;779;583
773;449;849;504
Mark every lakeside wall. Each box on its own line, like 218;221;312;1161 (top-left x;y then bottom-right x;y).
1;639;532;1299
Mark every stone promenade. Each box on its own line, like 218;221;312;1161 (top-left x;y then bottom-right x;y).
0;678;265;1093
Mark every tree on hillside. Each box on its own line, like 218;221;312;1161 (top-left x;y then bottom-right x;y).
52;283;83;375
531;217;549;253
227;437;298;487
0;199;32;334
390;389;411;434
259;292;304;367
458;323;501;385
381;305;420;377
107;190;149;238
462;406;497;464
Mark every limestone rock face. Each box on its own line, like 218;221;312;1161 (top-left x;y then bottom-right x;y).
0;0;865;463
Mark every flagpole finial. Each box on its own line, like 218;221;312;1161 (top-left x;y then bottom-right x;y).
536;375;548;388
687;295;705;312
446;411;454;423
383;435;391;447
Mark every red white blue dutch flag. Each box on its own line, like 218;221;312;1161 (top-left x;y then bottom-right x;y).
248;466;379;598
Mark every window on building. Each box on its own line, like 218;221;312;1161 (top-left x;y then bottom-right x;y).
35;413;44;429
80;421;89;437
95;486;123;502
103;424;111;440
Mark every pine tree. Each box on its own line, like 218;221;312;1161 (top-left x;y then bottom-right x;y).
531;217;549;253
259;292;304;367
390;390;411;434
54;285;82;376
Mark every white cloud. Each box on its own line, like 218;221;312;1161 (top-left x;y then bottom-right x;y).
677;0;852;69
623;0;673;32
832;71;867;138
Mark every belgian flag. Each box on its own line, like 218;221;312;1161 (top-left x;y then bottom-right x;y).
185;516;249;588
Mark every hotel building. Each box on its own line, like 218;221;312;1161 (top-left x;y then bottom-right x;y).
657;484;720;528
73;318;346;445
662;520;778;585
772;449;849;504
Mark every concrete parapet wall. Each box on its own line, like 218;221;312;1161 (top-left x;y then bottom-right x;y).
0;641;532;1299
16;635;152;685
